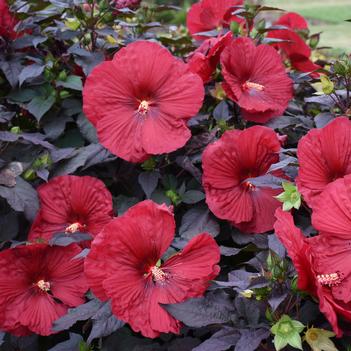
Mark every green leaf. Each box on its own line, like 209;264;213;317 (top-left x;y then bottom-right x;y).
56;75;83;91
321;76;334;95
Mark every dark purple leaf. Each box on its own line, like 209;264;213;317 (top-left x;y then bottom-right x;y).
76;113;98;143
314;112;334;128
87;302;125;344
138;171;160;199
53;299;103;331
179;205;219;240
182;190;205;204
234;329;270;351
48;333;83;351
0;59;23;87
163;291;235;328
18;64;45;86
26;95;55;121
49;232;92;246
193;327;240;351
213;101;231;121
0;177;39;220
268;291;288;312
176;156;202;182
246;174;284;189
268;234;286;258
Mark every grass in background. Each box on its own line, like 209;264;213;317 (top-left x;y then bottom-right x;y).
264;0;351;52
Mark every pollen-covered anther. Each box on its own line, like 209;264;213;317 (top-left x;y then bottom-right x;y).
242;81;265;91
65;222;86;234
317;272;342;287
36;279;50;292
138;100;150;114
150;266;167;282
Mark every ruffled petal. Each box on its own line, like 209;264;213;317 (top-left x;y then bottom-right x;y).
19;292;67;336
45;245;87;307
221;37;292;121
141;110;191;155
163;233;220;296
275;12;309;30
274;208;316;294
297;117;351;207
85;201;175;302
236;187;282;234
83;41;204;162
312;174;351;237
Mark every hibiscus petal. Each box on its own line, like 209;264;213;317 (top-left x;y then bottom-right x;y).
297;117;351;207
236;187;282;234
141;110;191;155
312;174;351;237
85;201;175;302
274;208;316;294
20;292;67;336
46;245;87;307
163;233;220;296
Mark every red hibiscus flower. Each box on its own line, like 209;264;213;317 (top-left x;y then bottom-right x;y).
187;32;232;83
114;0;141;9
274;12;308;31
267;12;320;78
84;200;220;338
83;41;204;163
29;175;113;245
0;243;87;336
296;117;351;208
202;126;285;234
274;207;351;337
220;37;293;123
0;0;19;40
186;0;244;40
312;174;351;239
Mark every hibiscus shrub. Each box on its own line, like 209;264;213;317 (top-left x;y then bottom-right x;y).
1;0;351;350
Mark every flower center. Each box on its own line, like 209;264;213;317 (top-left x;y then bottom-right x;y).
242;81;265;91
242;181;256;191
138;100;150;114
36;279;50;292
150;266;167;282
317;272;342;287
65;222;86;234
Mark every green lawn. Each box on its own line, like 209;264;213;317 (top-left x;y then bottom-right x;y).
263;0;351;52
